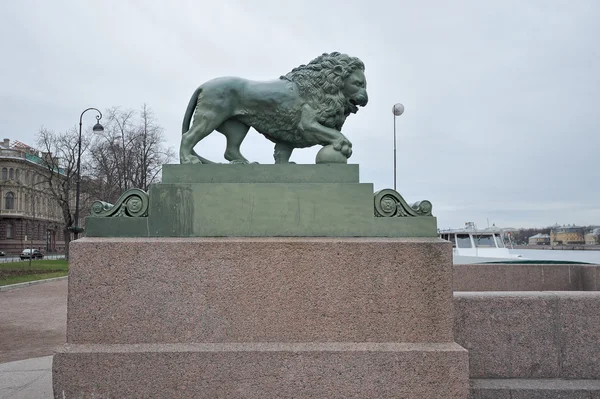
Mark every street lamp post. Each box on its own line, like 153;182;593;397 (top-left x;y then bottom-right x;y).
392;103;405;191
73;108;104;240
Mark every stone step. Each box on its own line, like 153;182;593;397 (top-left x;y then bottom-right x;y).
54;343;469;399
471;378;600;398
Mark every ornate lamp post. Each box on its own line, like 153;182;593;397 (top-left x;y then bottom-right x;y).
392;103;404;191
72;108;104;240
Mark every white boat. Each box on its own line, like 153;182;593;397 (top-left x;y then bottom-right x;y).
438;222;525;264
439;222;599;265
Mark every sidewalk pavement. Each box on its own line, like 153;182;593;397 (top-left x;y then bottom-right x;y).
0;356;53;399
0;278;67;398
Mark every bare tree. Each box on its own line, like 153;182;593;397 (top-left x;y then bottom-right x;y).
89;107;136;197
87;104;175;202
36;127;92;259
33;104;174;254
85;135;126;204
132;104;175;191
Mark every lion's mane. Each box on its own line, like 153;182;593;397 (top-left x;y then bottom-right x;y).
280;52;365;131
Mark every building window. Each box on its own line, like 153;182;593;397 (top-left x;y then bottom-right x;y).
1;168;6;181
5;192;14;209
9;168;14;179
6;222;13;239
15;168;20;182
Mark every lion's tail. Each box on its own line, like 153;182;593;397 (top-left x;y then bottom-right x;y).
181;87;217;164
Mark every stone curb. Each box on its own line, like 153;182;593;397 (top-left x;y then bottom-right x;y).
0;276;68;292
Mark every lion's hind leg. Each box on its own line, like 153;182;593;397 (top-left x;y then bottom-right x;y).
180;110;228;164
217;119;252;164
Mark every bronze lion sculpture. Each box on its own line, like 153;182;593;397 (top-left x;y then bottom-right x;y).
179;52;368;164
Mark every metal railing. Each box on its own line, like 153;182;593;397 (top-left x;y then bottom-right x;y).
0;210;25;216
0;254;66;263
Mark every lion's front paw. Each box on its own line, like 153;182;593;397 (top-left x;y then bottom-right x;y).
332;137;353;158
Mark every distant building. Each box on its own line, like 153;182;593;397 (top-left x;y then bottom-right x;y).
0;139;67;254
528;233;550;245
585;228;600;245
550;225;585;246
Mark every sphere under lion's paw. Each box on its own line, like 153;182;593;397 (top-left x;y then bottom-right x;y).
316;145;348;164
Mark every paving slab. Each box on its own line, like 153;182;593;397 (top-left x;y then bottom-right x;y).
0;279;67;364
471;378;600;399
0;356;52;399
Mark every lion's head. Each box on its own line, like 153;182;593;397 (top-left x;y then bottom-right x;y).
280;52;368;131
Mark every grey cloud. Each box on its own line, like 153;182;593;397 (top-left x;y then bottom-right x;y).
1;0;598;229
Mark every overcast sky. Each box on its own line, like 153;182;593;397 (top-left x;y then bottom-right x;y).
1;0;598;229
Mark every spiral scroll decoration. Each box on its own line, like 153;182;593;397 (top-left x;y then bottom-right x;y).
90;188;149;218
411;200;433;216
374;189;433;217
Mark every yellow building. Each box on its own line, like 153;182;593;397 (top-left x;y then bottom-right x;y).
0;139;67;254
550;226;585;246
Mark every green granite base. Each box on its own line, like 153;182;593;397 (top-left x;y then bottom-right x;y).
85;213;437;237
162;164;360;184
149;183;376;236
84;164;437;238
85;217;149;237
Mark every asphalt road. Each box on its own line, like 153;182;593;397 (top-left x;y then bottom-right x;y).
0;279;67;364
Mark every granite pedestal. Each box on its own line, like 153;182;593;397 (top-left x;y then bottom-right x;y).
53;165;468;398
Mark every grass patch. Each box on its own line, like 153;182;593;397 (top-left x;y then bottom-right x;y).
0;259;68;286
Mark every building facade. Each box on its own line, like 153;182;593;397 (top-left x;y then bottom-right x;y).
585;228;600;245
0;139;67;254
528;233;550;245
550;226;585;246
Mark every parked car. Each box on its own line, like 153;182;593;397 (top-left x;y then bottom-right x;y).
0;251;5;256
20;249;44;260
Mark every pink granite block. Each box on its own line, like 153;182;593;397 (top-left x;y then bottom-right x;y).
557;292;600;378
500;265;545;291
535;264;582;291
455;292;600;380
53;342;469;399
453;264;512;291
67;237;455;344
453;264;583;292
582;265;600;291
454;292;560;378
